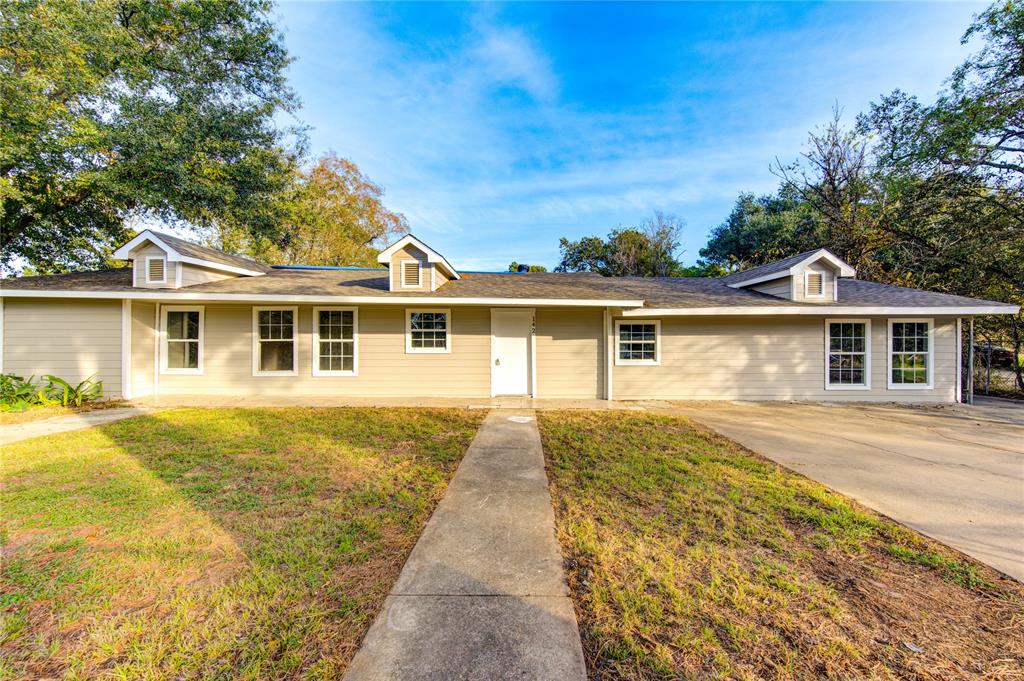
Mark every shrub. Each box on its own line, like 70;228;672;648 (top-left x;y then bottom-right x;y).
43;375;104;407
0;373;104;411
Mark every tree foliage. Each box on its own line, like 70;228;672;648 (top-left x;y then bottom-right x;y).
701;1;1024;389
0;0;300;273
218;153;409;266
556;212;690;277
508;261;548;272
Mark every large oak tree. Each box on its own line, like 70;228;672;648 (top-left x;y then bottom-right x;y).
0;0;301;273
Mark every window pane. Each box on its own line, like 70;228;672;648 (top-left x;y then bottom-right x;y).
167;311;184;339
260;341;294;372
167;340;198;369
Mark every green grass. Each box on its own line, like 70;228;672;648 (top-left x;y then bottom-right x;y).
0;407;484;680
539;410;1024;680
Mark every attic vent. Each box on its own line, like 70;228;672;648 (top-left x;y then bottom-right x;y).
146;257;166;284
402;261;421;287
805;272;824;297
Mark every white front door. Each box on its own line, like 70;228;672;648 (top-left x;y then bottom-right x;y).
491;309;532;396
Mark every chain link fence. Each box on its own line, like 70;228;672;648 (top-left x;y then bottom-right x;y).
971;338;1024;400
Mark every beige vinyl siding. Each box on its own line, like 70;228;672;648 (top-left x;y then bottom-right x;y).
750;277;792;299
793;262;836;302
613;315;957;402
2;298;123;396
131;301;157;397
179;264;236;287
535;307;603;398
131;243;177;288
389;244;433;292
157;304;491;396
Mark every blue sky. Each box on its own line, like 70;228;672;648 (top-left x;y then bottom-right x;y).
274;1;985;271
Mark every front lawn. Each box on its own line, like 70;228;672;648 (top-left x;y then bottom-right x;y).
0;400;127;426
539;411;1024;680
0;407;484;680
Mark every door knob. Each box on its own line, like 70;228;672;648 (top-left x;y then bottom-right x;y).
495;358;501;366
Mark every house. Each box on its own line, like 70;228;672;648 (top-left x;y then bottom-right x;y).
0;230;1017;402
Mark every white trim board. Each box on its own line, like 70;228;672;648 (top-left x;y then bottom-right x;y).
121;300;132;399
0;289;647;307
620;305;1019;317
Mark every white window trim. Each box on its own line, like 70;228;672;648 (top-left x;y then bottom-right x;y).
406;308;451;354
400;260;422;288
146;256;167;284
614;320;661;366
252;306;298;376
160;305;204;375
887;317;934;390
824;318;871;390
804;271;825;299
312;306;358;377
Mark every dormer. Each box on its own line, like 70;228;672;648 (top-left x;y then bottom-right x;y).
723;248;855;303
112;230;268;289
376;234;460;292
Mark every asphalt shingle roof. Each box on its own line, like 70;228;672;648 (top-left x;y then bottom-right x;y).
151;231;272;273
1;265;1011;310
718;249;822;284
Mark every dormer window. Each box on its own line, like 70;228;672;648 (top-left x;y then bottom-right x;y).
146;256;167;284
401;261;422;288
805;272;824;298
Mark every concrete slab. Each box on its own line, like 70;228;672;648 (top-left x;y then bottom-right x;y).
393;486;567;596
344;595;585;681
668;400;1024;581
344;410;586;680
0;407;156;446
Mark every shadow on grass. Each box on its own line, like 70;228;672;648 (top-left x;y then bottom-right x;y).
1;406;484;680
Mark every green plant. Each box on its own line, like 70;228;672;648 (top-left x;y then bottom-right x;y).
0;374;47;411
42;375;103;407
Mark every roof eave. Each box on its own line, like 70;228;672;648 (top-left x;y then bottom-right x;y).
621;305;1020;317
0;288;640;306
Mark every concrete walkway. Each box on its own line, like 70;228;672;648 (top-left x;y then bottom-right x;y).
0;407;155;446
344;410;587;681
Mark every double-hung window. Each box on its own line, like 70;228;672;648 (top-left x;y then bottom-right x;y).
407;309;450;353
313;307;357;376
162;306;203;374
888;319;932;388
615;321;660;365
253;307;297;375
825;319;869;389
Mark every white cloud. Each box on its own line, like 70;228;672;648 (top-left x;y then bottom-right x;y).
277;2;982;268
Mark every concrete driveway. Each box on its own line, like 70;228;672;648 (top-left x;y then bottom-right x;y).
668;398;1024;581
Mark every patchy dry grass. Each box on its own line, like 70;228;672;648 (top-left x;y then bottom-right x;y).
0;407;483;680
0;400;127;426
539;410;1024;680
